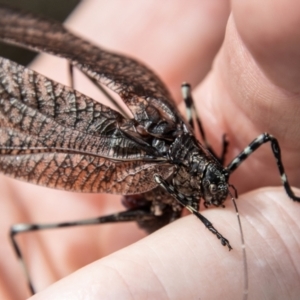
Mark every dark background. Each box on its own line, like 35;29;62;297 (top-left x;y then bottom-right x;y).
0;0;80;65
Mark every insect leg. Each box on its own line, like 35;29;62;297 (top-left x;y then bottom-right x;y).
181;83;228;165
10;208;154;295
68;62;130;118
68;62;75;89
226;133;300;201
154;175;232;250
181;82;194;129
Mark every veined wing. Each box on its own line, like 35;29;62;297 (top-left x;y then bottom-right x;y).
0;5;183;137
0;57;174;193
0;57;159;159
0;149;174;194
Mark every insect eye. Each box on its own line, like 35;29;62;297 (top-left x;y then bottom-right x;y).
209;184;217;194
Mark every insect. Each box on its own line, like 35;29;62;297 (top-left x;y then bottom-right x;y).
0;4;299;299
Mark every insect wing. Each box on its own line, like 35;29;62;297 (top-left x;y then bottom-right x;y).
0;5;183;137
0;57;175;193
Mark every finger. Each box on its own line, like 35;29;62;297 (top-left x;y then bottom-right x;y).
241;188;300;299
29;188;300;299
194;1;300;193
31;0;230;101
30;205;246;299
0;176;29;299
232;0;300;93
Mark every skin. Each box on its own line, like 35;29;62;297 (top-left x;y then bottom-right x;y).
0;0;300;299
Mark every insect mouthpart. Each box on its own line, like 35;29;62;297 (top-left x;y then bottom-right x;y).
202;163;229;207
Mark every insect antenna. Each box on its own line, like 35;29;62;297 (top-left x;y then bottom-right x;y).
229;190;248;300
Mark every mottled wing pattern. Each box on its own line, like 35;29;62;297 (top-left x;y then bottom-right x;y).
0;5;181;134
0;57;174;193
0;152;174;194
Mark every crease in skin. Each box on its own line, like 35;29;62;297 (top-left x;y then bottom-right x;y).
110;239;171;299
263;216;287;294
240;191;288;297
224;17;299;102
273;206;300;297
216;18;300;168
147;261;171;299
231;0;300;93
107;253;168;299
83;260;136;299
247;188;300;265
274;218;300;297
209;30;262;136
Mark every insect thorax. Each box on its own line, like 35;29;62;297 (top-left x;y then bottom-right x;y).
169;133;229;207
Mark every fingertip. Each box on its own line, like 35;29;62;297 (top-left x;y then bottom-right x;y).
29;213;246;300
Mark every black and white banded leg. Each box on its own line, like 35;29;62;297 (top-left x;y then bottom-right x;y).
154;174;232;250
10;209;154;295
181;83;228;165
226;133;300;201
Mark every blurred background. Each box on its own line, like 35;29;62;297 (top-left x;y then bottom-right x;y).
0;0;80;65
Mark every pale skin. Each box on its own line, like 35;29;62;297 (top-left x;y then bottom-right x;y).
0;1;300;299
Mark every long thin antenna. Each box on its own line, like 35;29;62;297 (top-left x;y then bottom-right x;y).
229;190;248;300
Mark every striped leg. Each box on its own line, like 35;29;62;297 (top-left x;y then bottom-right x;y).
226;133;300;201
154;175;232;250
181;83;229;165
10;209;154;295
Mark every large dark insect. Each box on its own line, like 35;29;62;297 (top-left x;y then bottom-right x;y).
0;4;299;298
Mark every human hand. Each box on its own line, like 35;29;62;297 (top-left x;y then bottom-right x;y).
1;1;299;299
